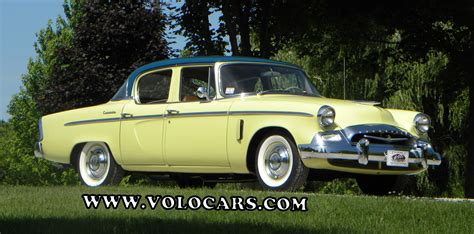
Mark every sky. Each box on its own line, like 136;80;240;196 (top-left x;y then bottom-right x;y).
0;0;211;121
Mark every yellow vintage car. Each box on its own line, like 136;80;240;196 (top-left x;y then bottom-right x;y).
34;56;441;194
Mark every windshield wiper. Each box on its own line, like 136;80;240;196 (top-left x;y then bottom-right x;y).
257;90;291;95
257;90;320;97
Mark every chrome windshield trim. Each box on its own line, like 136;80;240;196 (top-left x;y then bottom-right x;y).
229;111;313;117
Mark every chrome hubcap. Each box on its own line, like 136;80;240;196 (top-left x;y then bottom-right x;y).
86;148;108;179
264;142;290;179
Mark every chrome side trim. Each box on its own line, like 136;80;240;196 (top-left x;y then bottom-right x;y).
65;110;313;126
165;111;228;118
65;114;164;126
127;114;164;120
64;117;122;126
229;111;313;117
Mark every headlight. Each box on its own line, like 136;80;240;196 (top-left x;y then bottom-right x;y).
317;106;335;128
414;113;431;134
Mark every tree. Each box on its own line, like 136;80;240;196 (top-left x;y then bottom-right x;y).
0;121;9;182
37;1;170;115
5;0;170;185
4;10;76;184
171;0;225;56
270;0;473;197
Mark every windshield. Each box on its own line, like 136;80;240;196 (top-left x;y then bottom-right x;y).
219;64;320;97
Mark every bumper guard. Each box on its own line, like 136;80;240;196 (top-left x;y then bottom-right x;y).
299;130;442;169
34;141;44;159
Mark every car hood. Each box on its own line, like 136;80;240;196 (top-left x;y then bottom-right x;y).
238;94;400;129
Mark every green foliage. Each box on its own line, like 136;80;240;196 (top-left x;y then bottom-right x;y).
4;0;169;185
305;179;361;195
119;174;156;187
3;0;472;198
3;8;77;185
37;1;170;115
0;121;9;181
271;17;471;197
171;0;225;55
383;51;449;110
442;144;467;197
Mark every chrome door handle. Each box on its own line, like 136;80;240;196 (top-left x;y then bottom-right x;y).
103;111;116;115
166;109;180;115
121;113;133;118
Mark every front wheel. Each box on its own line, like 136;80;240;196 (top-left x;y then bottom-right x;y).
255;133;308;191
77;142;124;187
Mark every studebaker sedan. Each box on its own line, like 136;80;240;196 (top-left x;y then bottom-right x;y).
34;56;441;194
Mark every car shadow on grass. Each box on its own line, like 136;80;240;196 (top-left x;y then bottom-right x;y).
0;216;353;234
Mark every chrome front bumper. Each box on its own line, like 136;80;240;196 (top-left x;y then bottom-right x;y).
298;128;442;170
34;141;44;158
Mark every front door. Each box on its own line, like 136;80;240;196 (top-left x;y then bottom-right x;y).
120;69;173;165
164;66;231;167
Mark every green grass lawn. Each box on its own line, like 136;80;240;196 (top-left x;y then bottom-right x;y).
0;185;473;234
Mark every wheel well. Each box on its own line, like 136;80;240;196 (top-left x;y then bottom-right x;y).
70;142;86;170
246;127;295;174
70;141;120;170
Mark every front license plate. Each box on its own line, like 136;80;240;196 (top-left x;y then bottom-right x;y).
385;150;409;167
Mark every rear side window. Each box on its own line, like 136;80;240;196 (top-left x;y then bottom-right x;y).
137;70;172;104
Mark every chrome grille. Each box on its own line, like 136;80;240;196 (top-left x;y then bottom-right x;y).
343;124;414;146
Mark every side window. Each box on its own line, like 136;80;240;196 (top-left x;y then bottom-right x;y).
137;70;172;104
180;66;215;102
111;81;128;101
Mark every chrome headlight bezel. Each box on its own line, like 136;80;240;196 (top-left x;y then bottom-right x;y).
414;113;431;134
317;105;336;128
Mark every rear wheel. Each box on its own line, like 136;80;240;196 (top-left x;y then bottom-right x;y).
255;133;308;191
356;175;407;195
77;142;124;187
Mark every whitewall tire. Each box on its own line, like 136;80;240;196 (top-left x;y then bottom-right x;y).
77;142;124;187
255;133;308;191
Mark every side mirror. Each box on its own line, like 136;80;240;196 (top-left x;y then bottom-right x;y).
195;86;210;101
